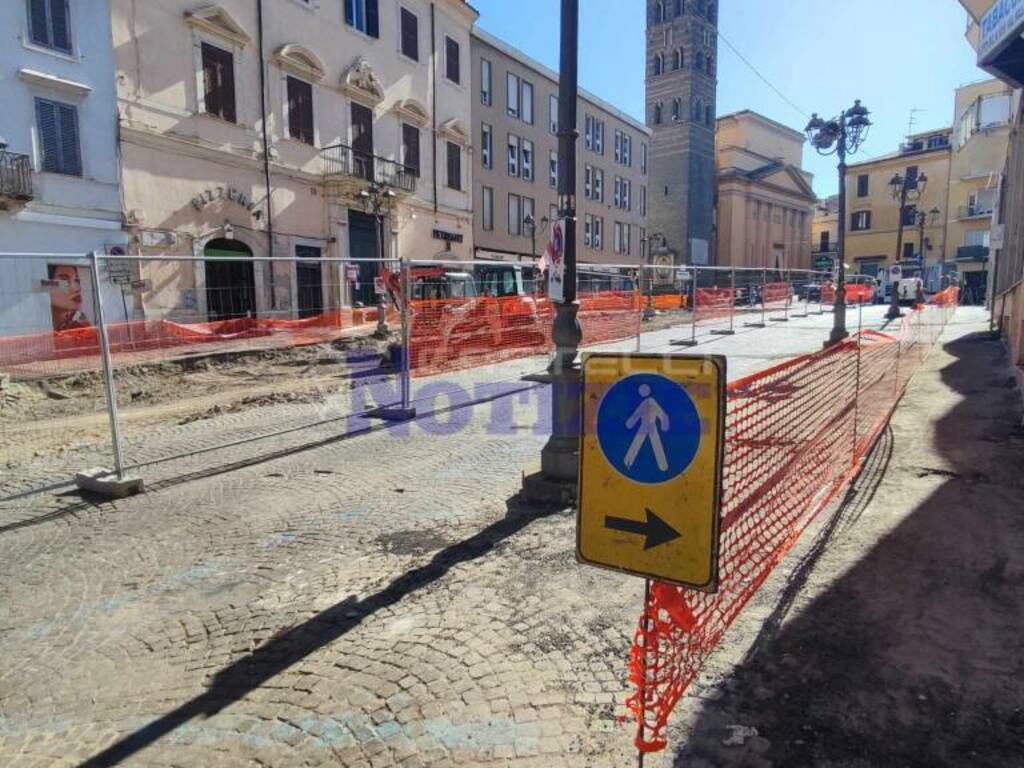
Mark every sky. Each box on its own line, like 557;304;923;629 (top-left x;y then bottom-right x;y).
472;0;986;198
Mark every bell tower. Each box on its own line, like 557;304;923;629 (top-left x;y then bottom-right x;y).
645;0;718;265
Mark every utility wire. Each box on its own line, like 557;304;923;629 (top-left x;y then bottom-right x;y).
716;29;809;120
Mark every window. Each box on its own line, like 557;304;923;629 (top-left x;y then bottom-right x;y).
927;134;948;149
594;168;604;202
851;211;871;231
35;98;80;176
673;49;683;70
673;0;684;16
971;188;996;215
672;98;681;121
446;141;461;190
549;150;558;188
593;216;603;249
585;164;593;198
402;123;420;177
902;205;917;227
445;36;460;84
482;186;494;231
595;119;604;153
615;131;630;165
481;123;492;169
614;222;631;255
522;139;534;181
549;95;559;134
705;105;713;127
905;165;919;189
522;197;535;237
965;229;991;247
508;193;521;235
902;242;916;260
640;185;647;216
286;76;314;145
521;80;534;124
624;179;632;210
614;130;621;162
653;54;664;76
653;1;664;23
654;102;663;124
979;93;1011;128
345;0;380;38
693;98;703;122
400;7;419;61
641;143;648;174
819;231;830;251
480;58;492;105
857;174;869;197
707;55;715;76
614;176;621;208
507;134;519;176
201;43;236;123
506;72;520;118
584;214;593;248
585;115;594;150
27;0;71;53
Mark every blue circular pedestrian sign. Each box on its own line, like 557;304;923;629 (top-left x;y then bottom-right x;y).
596;373;701;485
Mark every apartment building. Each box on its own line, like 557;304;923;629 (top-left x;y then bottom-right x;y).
112;0;477;322
811;195;840;271
714;110;816;270
843;128;953;278
470;29;650;267
0;0;128;335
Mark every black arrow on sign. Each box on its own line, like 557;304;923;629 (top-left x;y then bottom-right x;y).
604;509;681;550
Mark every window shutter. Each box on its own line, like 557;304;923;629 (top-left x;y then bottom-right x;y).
202;44;221;118
403;124;420;177
49;0;71;52
365;0;380;39
446;38;460;83
57;103;81;176
220;48;236;123
344;0;355;26
447;142;461;190
288;77;314;145
400;9;418;60
35;99;60;173
28;0;49;46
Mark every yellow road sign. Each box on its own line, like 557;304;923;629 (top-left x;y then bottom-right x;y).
576;353;726;590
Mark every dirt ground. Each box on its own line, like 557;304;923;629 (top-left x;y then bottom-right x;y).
0;332;396;466
668;329;1024;768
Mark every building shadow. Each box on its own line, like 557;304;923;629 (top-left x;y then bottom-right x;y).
77;494;566;767
676;331;1024;767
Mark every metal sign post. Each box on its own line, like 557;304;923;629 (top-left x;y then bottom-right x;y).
577;353;726;589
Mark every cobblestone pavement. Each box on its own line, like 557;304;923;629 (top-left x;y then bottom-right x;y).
0;306;956;767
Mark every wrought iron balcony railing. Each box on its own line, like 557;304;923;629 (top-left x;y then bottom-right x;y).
0;149;33;202
320;144;416;194
956;245;990;261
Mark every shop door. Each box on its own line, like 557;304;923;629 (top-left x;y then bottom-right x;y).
296;245;323;318
204;239;255;320
349;211;379;307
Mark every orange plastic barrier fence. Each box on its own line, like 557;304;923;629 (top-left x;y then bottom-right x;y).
820;283;837;304
651;294;688;311
408;290;641;377
761;282;791;309
627;293;959;753
693;287;735;326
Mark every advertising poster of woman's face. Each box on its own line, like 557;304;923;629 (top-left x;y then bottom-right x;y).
48;264;93;332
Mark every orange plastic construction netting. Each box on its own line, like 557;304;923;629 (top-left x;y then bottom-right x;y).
761;282;791;312
626;292;959;754
693;287;736;328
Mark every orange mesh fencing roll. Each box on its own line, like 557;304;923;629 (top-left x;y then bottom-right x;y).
694;287;735;326
626;300;959;754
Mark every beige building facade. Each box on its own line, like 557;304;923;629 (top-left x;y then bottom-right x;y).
811;194;839;268
714;111;816;270
112;0;477;321
470;29;650;267
842;128;953;277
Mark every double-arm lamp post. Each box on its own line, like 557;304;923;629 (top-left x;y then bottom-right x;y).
359;181;397;335
805;100;872;346
885;170;928;319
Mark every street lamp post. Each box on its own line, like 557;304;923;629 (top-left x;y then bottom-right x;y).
805;100;872;346
527;0;581;498
885;170;928;319
359;181;397;335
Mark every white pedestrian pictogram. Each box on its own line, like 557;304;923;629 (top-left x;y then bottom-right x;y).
624;384;670;472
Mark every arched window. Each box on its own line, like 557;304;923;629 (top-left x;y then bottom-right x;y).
693;98;703;122
705;104;713;127
673;49;683;70
706;55;714;75
653;102;663;124
653;1;664;23
653;53;664;76
672;98;681;121
674;0;684;16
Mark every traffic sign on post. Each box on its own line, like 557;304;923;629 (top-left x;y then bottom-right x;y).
577;353;726;591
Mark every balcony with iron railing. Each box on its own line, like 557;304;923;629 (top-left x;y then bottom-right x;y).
958;204;994;220
0;148;33;205
320;144;417;197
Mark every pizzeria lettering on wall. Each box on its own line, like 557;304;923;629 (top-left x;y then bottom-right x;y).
191;186;260;214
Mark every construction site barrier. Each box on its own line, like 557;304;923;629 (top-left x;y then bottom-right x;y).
693;287;736;326
626;290;960;754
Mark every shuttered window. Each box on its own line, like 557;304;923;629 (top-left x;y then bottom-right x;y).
287;77;314;145
201;43;236;123
446;142;461;191
345;0;379;38
27;0;71;54
445;36;460;84
400;8;418;61
35;98;81;176
402;124;420;177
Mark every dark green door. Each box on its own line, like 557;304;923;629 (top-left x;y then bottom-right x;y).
204;239;255;320
349;211;378;307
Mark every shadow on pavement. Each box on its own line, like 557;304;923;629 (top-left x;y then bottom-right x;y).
77;494;565;767
676;331;1024;768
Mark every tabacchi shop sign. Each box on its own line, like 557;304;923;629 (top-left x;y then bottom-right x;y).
979;0;1024;62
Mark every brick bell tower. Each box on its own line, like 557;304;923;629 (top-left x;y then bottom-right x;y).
645;0;719;265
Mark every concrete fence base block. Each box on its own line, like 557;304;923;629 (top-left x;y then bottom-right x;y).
743;322;767;328
711;329;736;336
75;468;145;499
670;338;699;347
520;469;576;506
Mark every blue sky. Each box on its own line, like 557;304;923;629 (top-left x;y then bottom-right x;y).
472;0;986;197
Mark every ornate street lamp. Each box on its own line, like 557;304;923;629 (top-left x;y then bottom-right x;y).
885;169;928;319
359;181;397;335
805;100;872;346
